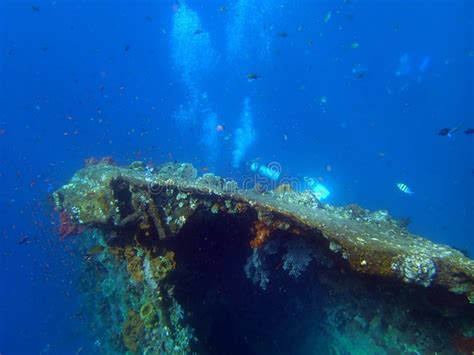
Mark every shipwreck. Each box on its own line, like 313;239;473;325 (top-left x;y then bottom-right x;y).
51;160;474;354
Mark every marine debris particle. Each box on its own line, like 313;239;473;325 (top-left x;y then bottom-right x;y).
52;161;474;354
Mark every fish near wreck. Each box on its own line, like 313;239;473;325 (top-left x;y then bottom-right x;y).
51;161;474;354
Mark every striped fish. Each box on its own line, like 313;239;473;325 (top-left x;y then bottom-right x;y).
397;183;414;195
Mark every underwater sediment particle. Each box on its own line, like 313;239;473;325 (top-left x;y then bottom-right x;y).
53;162;474;354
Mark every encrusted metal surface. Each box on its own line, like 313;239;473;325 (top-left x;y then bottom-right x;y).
52;161;474;303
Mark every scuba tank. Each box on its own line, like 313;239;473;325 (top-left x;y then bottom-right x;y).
304;177;330;200
250;162;281;181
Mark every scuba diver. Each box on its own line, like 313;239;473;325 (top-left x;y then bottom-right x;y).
249;161;281;181
304;177;330;200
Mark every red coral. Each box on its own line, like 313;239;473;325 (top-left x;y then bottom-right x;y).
250;221;272;249
59;211;83;240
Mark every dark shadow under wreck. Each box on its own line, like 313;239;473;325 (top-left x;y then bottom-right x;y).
52;161;474;354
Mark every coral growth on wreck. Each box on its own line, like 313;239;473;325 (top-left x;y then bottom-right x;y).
53;161;474;354
58;211;83;239
250;220;273;248
122;310;145;353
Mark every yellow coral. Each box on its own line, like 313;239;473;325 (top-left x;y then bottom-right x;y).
122;310;144;353
151;251;176;280
125;247;144;282
140;302;154;319
139;302;158;329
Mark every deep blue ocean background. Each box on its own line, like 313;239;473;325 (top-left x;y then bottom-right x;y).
1;0;473;353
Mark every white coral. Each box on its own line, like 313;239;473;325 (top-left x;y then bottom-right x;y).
282;238;313;278
244;249;270;290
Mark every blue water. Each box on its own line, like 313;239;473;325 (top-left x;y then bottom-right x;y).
0;0;473;353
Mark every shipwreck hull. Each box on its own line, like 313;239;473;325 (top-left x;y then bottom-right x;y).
53;161;474;354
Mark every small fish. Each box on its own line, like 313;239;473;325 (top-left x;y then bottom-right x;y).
246;73;260;81
194;29;203;35
397;217;411;228
465;128;474;135
215;124;225;132
124;44;131;51
438;128;450;136
18;236;30;245
32;5;40;12
350;42;359;49
397;183;414;195
277;31;288;38
87;245;105;256
352;65;368;79
438;121;464;137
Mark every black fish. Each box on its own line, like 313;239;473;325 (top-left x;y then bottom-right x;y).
124;44;131;52
32;5;40;11
438;121;464;137
194;29;203;35
246;73;260;81
277;31;288;38
438;128;451;136
18;236;30;245
465;128;474;135
397;217;411;229
352;64;368;79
